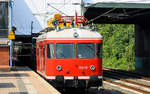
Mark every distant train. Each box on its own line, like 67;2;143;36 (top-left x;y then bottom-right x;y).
36;14;103;90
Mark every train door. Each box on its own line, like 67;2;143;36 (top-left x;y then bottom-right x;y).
39;45;43;72
36;45;40;71
46;43;55;74
42;44;46;73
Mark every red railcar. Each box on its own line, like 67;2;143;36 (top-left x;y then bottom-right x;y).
36;15;102;89
36;27;102;89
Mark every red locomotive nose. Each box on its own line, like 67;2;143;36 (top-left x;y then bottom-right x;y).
36;18;103;89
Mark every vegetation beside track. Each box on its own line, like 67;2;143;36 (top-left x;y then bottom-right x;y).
96;24;135;71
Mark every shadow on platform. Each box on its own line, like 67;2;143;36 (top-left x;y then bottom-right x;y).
0;83;15;88
0;73;29;77
11;66;32;72
9;92;28;94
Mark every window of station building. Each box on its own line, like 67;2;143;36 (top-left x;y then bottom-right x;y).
56;43;75;59
47;44;54;58
0;3;8;38
77;43;95;59
96;43;102;58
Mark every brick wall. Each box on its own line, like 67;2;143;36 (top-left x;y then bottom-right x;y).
0;47;9;66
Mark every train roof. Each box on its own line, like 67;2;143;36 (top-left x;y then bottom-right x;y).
36;28;102;41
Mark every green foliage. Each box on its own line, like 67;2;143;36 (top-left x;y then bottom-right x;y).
96;24;135;71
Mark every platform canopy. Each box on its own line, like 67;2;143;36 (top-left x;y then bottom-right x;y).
88;3;150;8
84;2;150;24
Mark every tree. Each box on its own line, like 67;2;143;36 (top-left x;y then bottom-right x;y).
97;24;135;71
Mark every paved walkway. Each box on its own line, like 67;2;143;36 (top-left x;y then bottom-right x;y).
0;67;60;94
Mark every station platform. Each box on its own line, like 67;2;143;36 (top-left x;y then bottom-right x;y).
0;67;60;94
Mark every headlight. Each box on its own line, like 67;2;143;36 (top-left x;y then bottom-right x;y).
73;32;79;38
90;65;95;71
56;65;62;71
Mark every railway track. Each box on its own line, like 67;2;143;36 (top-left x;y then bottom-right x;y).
103;68;150;94
50;68;150;94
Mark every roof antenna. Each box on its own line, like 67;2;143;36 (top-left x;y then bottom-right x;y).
75;11;78;26
74;11;78;27
91;22;97;32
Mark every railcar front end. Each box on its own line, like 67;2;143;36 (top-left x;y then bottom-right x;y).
36;14;102;90
36;35;102;89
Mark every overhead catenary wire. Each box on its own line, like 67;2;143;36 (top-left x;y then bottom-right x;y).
46;1;91;16
33;0;73;16
30;0;43;23
47;3;68;16
33;1;91;19
45;1;92;15
56;0;72;12
46;2;117;24
88;8;117;23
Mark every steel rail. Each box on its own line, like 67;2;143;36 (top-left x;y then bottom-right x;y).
103;78;150;94
104;72;150;89
103;68;150;81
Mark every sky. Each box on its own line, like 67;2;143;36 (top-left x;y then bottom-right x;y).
13;0;81;35
13;0;150;35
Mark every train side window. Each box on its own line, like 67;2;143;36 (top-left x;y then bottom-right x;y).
96;43;102;58
47;44;54;58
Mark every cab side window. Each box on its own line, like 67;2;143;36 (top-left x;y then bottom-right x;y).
96;43;102;58
47;44;54;58
37;48;39;56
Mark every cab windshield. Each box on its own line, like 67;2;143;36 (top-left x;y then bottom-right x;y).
56;43;75;59
77;43;95;59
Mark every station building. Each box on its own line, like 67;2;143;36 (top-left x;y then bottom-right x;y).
0;0;12;70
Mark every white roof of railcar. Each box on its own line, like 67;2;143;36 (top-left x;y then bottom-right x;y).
37;28;102;41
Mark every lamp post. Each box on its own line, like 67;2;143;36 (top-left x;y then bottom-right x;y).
31;21;34;67
31;21;33;47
